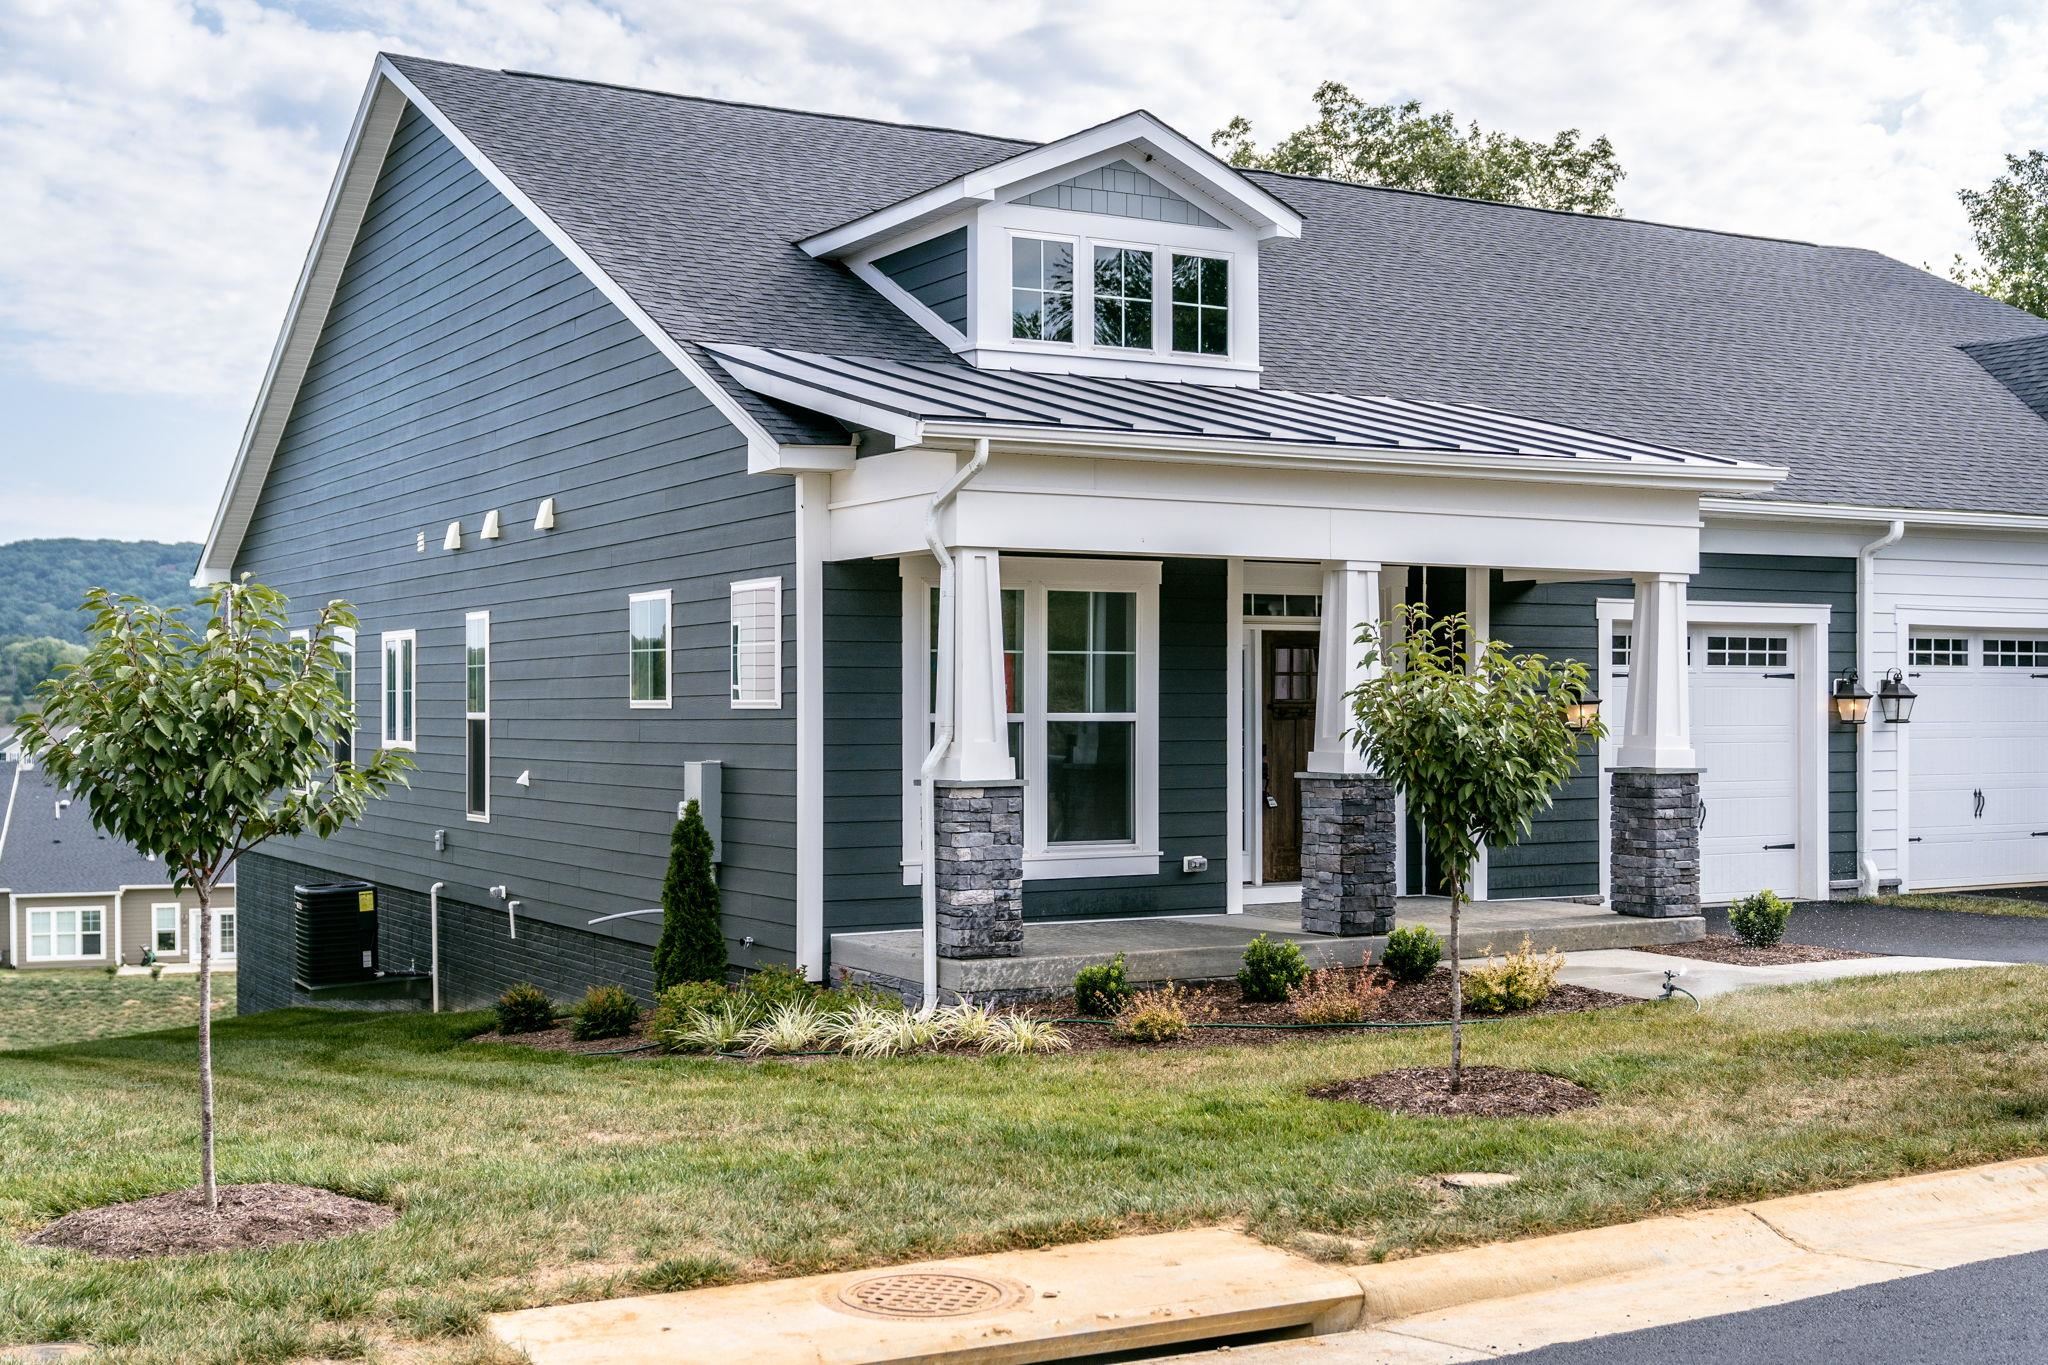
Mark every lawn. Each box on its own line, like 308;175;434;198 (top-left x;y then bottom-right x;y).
0;969;236;1051
4;968;2047;1363
1861;892;2048;919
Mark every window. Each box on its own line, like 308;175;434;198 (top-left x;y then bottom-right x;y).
931;585;1023;761
217;909;237;957
1243;593;1321;619
628;591;671;707
1984;638;2048;668
380;630;416;750
1705;634;1789;668
1611;631;1632;671
153;903;180;955
334;627;356;765
465;611;490;821
730;579;783;709
1046;590;1139;843
1010;236;1074;342
1908;637;1969;667
1091;245;1154;348
27;906;103;961
1170;253;1229;355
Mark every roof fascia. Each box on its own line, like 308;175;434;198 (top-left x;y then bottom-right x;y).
1702;496;2048;534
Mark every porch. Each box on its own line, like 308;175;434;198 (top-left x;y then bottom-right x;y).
830;897;1704;1000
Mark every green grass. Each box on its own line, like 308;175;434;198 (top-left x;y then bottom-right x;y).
5;969;2048;1362
0;969;236;1051
1860;893;2048;919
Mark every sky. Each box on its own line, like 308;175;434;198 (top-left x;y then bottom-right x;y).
2;0;2046;550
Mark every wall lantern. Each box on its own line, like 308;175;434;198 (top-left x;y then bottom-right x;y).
1877;667;1917;724
1564;687;1602;734
1831;669;1873;726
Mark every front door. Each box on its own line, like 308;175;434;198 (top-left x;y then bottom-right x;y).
1262;632;1318;881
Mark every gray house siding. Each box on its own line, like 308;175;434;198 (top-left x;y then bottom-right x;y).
231;105;799;1008
1488;553;1858;897
873;228;968;333
821;556;1228;944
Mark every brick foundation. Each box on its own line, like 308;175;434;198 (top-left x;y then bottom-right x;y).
1609;768;1702;918
1298;772;1398;936
932;779;1025;959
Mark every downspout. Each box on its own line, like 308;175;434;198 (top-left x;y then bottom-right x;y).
1855;519;1906;898
917;437;992;1013
428;881;445;1013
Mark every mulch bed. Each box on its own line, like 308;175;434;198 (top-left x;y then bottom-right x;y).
473;1019;663;1056
1310;1066;1601;1118
24;1183;395;1260
1637;935;1875;967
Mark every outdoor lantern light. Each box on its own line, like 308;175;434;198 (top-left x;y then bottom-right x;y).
1564;687;1602;733
1831;669;1873;726
1877;667;1917;724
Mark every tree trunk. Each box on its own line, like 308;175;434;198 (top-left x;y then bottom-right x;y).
196;883;218;1214
1448;877;1463;1095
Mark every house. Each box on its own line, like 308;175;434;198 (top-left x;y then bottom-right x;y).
0;744;236;970
201;54;2048;1012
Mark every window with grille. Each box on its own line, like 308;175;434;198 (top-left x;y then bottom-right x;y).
1908;636;1969;667
380;630;416;749
1611;632;1631;670
153;904;180;954
1705;634;1789;668
730;579;783;709
1984;638;2048;668
465;611;490;820
628;591;671;707
1242;592;1322;618
1170;252;1229;355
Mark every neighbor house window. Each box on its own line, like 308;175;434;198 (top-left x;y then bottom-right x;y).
216;909;237;957
153;904;180;955
628;591;671;708
1092;245;1154;349
464;611;490;820
380;630;416;750
730;579;782;709
1011;236;1075;342
1170;253;1229;355
27;906;103;961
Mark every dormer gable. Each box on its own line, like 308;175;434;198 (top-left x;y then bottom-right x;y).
800;111;1301;387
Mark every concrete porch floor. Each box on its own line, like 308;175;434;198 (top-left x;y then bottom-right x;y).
829;897;1704;998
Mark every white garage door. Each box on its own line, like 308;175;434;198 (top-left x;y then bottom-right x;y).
1906;633;2048;890
1612;627;1804;903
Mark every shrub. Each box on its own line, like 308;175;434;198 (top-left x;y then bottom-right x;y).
737;963;817;1012
740;999;828;1056
653;800;725;990
1288;967;1392;1025
983;1015;1071;1054
932;1001;1000;1048
569;984;642;1041
1237;934;1310;1003
649;980;733;1043
495;982;556;1035
1463;938;1563;1014
149;964;164;981
1113;982;1206;1043
1728;890;1793;948
1381;925;1443;984
817;979;906;1019
1073;954;1134;1017
664;1001;753;1054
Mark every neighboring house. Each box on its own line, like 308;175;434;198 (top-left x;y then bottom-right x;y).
202;55;2048;1012
0;748;236;970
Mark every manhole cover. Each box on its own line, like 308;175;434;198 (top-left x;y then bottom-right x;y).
831;1270;1024;1319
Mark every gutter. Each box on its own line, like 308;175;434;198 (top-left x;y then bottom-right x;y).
1855;519;1906;897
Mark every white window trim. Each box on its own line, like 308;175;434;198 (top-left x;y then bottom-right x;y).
152;902;182;956
464;610;491;823
1165;247;1233;360
628;589;673;710
901;556;1161;882
194;905;238;962
24;903;108;963
379;629;417;751
730;578;784;710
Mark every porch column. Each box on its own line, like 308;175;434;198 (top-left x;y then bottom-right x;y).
1300;560;1397;937
1610;572;1702;918
932;547;1023;958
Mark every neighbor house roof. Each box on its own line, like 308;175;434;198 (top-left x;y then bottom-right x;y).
0;756;224;896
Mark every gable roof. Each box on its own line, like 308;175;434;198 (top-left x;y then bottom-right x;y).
0;756;216;896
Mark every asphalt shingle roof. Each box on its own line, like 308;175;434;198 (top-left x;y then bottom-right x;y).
387;55;2048;516
1964;334;2048;427
0;758;222;896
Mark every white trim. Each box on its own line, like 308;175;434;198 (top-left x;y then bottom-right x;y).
23;902;109;963
1224;556;1245;913
728;578;785;710
464;610;491;823
151;901;183;957
628;589;674;710
379;629;417;751
1703;498;2048;535
794;473;828;979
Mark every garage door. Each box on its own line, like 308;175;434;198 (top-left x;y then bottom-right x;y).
1905;633;2048;889
1611;627;1803;903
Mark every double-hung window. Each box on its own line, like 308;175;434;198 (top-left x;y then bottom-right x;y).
153;903;181;955
380;630;416;750
464;611;490;820
334;626;356;765
1170;252;1230;355
27;905;103;962
629;590;671;708
1010;236;1075;341
730;579;783;709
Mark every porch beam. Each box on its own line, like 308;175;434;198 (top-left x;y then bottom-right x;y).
1306;560;1381;774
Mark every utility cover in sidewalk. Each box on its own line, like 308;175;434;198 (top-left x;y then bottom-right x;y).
833;1271;1025;1319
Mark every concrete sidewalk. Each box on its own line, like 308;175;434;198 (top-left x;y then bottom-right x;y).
1552;947;2009;1000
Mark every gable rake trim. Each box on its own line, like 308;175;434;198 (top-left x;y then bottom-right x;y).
195;56;800;586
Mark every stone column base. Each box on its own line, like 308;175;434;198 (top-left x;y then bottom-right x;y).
1610;768;1702;918
932;779;1025;958
1298;772;1398;936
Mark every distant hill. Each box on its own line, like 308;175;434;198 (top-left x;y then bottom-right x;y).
0;539;202;643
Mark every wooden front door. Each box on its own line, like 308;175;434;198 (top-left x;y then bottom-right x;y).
1261;632;1319;882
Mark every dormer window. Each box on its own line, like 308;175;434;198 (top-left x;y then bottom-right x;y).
1171;253;1230;356
1092;246;1155;349
1011;237;1074;342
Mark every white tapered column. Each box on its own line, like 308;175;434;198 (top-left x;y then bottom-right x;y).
934;547;1015;782
1306;560;1382;774
1616;572;1696;771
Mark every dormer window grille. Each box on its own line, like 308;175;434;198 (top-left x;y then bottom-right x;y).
1011;237;1074;342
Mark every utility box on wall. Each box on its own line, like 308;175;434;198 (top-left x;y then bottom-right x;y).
683;760;722;864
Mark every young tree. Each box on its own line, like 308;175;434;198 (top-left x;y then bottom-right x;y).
1952;150;2048;319
12;579;409;1211
1214;82;1625;215
652;799;724;988
1346;606;1602;1092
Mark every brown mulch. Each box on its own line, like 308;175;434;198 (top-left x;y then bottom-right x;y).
1310;1066;1601;1118
23;1183;395;1260
1637;934;1876;967
472;1019;664;1055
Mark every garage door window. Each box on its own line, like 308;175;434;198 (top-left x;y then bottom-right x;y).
1909;637;1970;667
1983;639;2048;668
1705;635;1788;668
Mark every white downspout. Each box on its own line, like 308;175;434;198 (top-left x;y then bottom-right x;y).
1856;519;1906;898
917;437;992;1013
428;881;445;1013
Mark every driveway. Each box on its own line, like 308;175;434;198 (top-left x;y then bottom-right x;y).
1702;895;2048;964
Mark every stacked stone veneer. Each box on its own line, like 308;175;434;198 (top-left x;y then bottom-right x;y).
1609;769;1703;918
1298;773;1398;936
933;779;1025;958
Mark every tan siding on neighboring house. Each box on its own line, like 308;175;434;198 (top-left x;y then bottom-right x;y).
114;887;235;964
6;887;235;969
